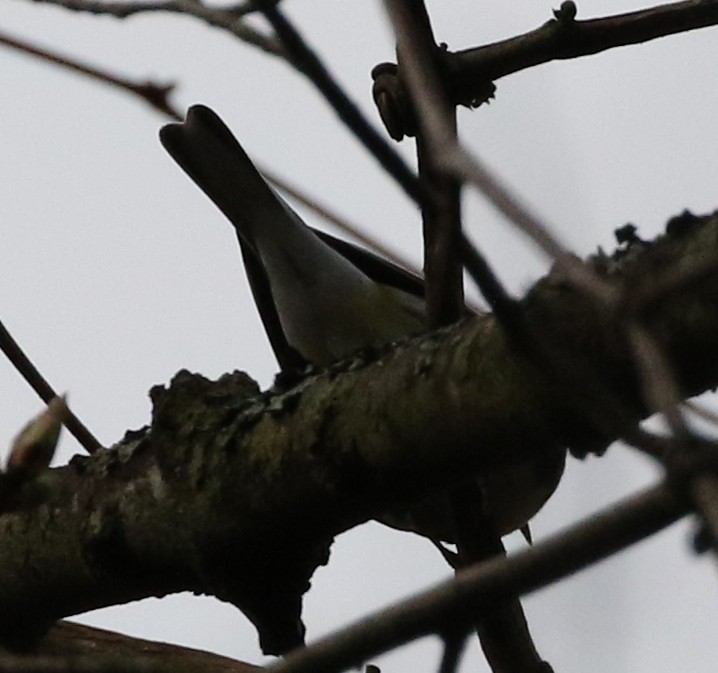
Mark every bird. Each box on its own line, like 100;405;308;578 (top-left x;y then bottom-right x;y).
160;105;427;374
159;105;564;542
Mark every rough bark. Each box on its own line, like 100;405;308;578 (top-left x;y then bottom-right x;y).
0;211;716;655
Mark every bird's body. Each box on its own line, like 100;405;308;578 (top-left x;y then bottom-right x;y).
160;105;426;368
159;105;564;542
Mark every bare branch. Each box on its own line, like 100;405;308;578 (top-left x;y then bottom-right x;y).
270;482;685;673
252;0;426;206
691;474;718;550
454;0;718;86
0;29;181;120
0;319;102;454
380;2;616;309
261;168;421;278
389;1;463;327
626;322;688;437
2;213;718;655
437;631;467;673
374;1;718;134
41;621;261;673
623;431;718;557
29;0;284;56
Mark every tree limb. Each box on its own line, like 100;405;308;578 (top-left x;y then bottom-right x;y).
0;211;717;656
38;621;261;673
373;0;718;138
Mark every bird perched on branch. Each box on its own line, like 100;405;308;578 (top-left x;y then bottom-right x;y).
159;104;563;543
160;105;427;374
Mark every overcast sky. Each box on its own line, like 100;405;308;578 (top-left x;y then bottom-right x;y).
2;1;718;671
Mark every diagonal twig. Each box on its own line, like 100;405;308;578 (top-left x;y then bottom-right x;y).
27;0;284;56
262;168;421;277
626;322;689;437
0;319;102;454
270;482;685;673
252;0;426;207
0;29;182;120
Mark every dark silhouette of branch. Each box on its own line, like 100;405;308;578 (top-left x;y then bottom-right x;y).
0;29;181;120
3;211;716;657
453;0;718;87
270;482;686;673
437;631;467;673
378;2;613;308
252;0;426;207
385;3;548;672
0;319;102;454
39;621;261;673
624;432;718;556
261;168;420;277
373;1;718;137
28;0;284;56
394;2;464;328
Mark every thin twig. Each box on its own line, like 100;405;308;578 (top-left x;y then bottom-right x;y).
0;319;102;454
438;631;467;673
381;2;522;331
0;29;182;120
253;0;426;207
441;147;618;307
29;0;284;57
626;322;688;437
691;474;718;549
460;236;528;350
380;2;616;309
261;168;421;277
625;416;718;558
270;482;685;673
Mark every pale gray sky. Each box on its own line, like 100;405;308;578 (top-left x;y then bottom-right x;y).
2;1;718;671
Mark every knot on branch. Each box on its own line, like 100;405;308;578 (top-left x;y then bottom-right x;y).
150;369;261;437
371;53;495;141
371;62;417;141
553;1;578;23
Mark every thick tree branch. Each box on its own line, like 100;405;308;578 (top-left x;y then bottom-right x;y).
0;212;717;656
39;621;260;673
